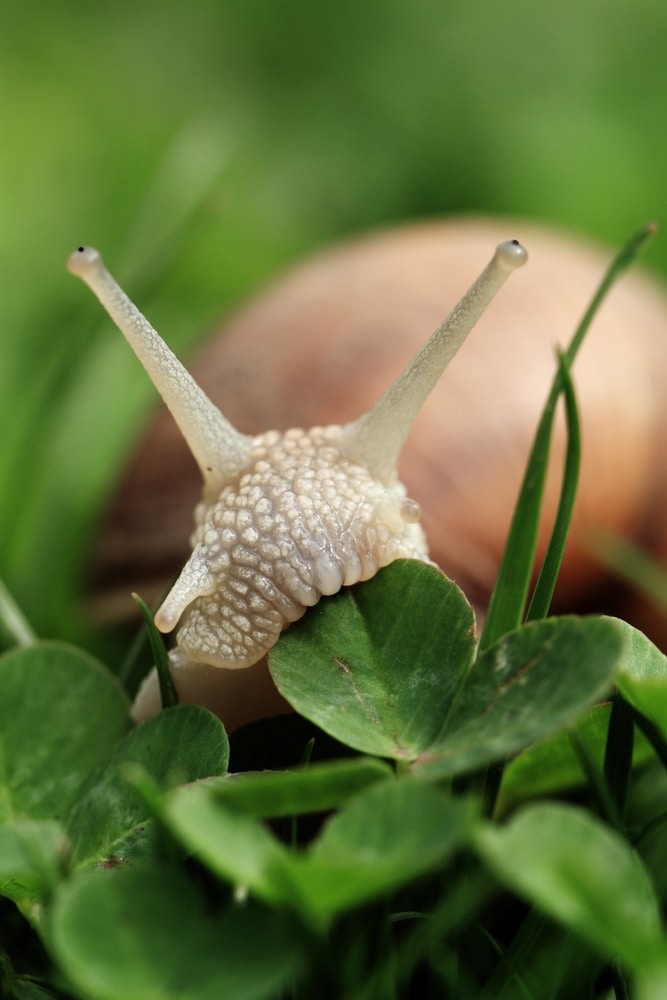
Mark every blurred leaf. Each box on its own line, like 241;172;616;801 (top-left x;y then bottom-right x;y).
11;976;59;1000
282;779;473;927
160;783;287;902
635;960;667;1000
498;702;654;814
50;864;304;1000
213;757;391;817
0;821;66;905
591;531;667;613
160;775;472;929
66;705;229;868
1;964;61;1000
475;803;666;971
612;617;667;740
0;643;130;824
0;577;36;650
628;765;667;901
12;985;59;1000
269;560;476;760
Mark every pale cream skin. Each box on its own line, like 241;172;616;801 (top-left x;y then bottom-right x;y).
68;239;526;718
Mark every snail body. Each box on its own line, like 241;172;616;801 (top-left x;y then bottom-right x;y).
69;236;526;678
75;218;667;728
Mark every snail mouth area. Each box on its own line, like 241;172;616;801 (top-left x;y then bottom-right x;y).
154;603;181;634
152;543;218;634
174;591;302;670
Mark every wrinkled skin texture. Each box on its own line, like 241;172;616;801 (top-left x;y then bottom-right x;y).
162;426;426;669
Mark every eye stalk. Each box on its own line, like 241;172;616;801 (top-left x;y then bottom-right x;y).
344;238;527;481
67;246;254;496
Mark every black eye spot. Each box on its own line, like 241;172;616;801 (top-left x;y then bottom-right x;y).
511;239;519;245
78;246;84;252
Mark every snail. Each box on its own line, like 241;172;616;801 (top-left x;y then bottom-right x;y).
69;236;526;725
78;218;667;729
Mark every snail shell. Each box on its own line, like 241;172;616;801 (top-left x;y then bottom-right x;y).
91;217;667;635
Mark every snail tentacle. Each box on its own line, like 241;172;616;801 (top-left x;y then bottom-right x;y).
67;247;254;494
343;239;527;483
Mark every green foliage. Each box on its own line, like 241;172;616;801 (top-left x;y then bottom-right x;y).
50;865;304;1000
2;224;667;996
66;705;229;869
269;561;477;760
475;803;664;972
0;644;131;824
615;617;667;741
270;568;622;779
0;643;229;918
157;775;473;930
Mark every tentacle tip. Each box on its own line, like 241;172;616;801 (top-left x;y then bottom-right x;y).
495;239;528;272
154;604;180;634
67;245;102;279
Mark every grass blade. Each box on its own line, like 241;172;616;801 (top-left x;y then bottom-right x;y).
479;222;657;652
603;695;634;824
590;531;667;612
525;351;580;622
132;592;178;709
0;576;37;648
569;729;624;833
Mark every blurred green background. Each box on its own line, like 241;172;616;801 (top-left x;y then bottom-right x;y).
2;0;666;645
